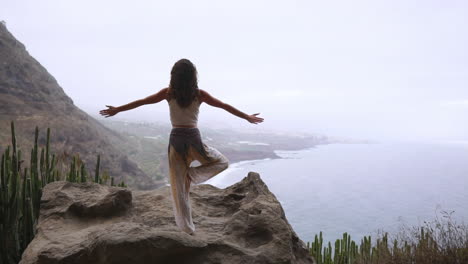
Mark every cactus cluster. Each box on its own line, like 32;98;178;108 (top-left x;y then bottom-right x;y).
308;225;468;264
308;232;359;264
308;231;402;264
0;122;126;264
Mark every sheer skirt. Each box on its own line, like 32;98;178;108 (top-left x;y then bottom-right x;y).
168;128;229;234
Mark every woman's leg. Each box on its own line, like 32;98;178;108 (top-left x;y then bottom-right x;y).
168;144;195;234
187;144;229;185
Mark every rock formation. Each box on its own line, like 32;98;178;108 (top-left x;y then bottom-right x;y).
20;172;315;264
0;23;158;190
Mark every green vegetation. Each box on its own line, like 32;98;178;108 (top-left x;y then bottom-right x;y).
308;211;468;264
97;120;168;182
0;122;126;264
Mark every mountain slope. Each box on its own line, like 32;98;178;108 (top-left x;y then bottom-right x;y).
0;22;158;190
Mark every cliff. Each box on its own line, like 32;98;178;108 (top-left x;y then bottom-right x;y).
19;172;315;264
0;23;158;190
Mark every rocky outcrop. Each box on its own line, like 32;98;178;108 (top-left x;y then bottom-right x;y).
20;172;314;264
0;23;158;190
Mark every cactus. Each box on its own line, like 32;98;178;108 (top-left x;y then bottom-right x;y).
309;231;324;263
80;163;87;183
1;122;126;264
95;154;100;183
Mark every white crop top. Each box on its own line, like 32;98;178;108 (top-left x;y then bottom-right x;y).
168;97;201;127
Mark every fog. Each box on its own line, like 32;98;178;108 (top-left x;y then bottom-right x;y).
2;0;468;141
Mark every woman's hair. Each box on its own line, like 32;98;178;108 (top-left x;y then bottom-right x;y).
168;58;199;108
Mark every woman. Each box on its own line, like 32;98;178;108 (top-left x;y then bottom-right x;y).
99;59;264;234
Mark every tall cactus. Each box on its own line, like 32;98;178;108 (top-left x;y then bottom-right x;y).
95;154;100;183
80;163;87;183
1;122;126;264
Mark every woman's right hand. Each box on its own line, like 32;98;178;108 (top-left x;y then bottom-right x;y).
246;113;264;124
99;105;120;118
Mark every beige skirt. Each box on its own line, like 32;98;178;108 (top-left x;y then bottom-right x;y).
168;128;229;234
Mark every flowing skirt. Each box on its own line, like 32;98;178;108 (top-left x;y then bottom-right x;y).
168;128;229;234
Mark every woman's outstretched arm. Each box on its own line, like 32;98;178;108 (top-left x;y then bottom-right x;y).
200;89;264;124
100;88;168;118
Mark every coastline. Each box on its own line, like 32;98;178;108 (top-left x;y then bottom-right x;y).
205;146;320;187
223;140;374;165
206;142;373;188
205;156;274;187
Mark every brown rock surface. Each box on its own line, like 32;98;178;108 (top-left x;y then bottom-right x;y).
20;172;314;264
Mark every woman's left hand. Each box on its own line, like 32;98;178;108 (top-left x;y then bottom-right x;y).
246;113;264;124
99;105;120;117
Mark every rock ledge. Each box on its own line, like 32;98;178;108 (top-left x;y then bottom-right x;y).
20;172;314;264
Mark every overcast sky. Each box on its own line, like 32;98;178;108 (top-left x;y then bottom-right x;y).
2;0;468;141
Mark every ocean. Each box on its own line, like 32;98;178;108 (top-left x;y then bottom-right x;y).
205;142;468;244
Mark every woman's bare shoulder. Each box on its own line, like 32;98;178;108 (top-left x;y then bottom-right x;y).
198;89;210;101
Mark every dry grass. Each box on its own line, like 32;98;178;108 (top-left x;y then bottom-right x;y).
309;210;468;264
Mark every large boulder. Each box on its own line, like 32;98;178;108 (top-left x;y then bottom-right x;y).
20;172;315;264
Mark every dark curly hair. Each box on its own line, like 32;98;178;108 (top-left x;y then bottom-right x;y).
168;59;199;108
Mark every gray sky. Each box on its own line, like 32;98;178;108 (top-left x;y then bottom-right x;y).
2;0;468;141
